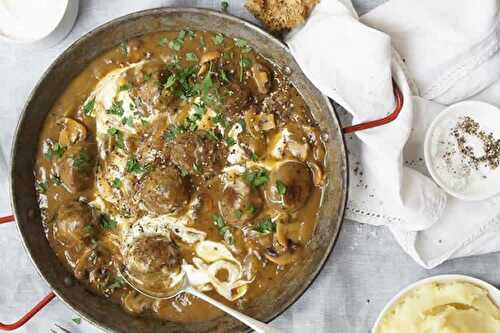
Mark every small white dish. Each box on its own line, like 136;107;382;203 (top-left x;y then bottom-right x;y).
0;0;79;49
424;100;500;201
372;274;500;333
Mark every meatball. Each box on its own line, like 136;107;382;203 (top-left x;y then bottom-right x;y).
54;201;97;245
136;166;190;215
218;178;263;226
224;82;251;116
170;131;227;179
59;141;97;193
264;161;313;212
126;236;181;274
124;236;182;296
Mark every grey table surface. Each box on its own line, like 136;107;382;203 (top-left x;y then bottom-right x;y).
0;1;499;333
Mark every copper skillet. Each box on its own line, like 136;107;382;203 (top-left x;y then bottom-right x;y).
0;7;403;333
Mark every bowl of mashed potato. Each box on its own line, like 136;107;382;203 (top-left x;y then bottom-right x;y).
373;275;500;333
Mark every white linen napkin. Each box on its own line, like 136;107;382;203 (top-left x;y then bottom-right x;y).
286;0;500;268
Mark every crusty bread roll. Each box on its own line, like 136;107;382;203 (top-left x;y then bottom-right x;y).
246;0;320;31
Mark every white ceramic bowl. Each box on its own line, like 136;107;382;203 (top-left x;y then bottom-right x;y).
372;274;500;333
0;0;79;49
424;100;500;201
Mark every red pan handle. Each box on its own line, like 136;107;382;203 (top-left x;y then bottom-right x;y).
342;80;404;134
0;215;56;331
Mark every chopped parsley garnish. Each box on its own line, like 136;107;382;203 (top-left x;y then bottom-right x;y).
168;65;198;99
100;214;117;230
72;318;81;325
112;177;122;189
238;118;246;130
276;180;288;195
225;137;236;146
244;169;269;187
241;46;252;54
119;41;128;56
254;217;276;234
193;163;203;174
82;96;96;115
169;54;180;66
83;224;94;235
126;158;144;173
248;204;257;215
36;181;48;194
159;36;168;46
169;30;191;51
179;168;189;177
164;126;180;141
72;152;90;170
121;116;134;127
185;29;196;39
143;73;152;81
213;33;224;45
221;0;229;12
233;209;242;219
169;39;182;51
219;69;229;83
118;83;130;91
240;57;252;69
186;52;198;62
107;127;125;149
44;142;66;160
213;214;225;229
51;174;62;186
199;35;206;50
207;129;222;141
223;51;233;61
202;71;213;97
239;56;252;81
107;276;125;291
165;74;177;89
212;214;234;244
234;37;249;48
106;100;124;116
213;112;228;127
251;152;259;161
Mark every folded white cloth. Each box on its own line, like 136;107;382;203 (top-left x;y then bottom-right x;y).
286;0;500;268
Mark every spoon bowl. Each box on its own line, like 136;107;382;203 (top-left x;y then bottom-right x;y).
120;268;283;333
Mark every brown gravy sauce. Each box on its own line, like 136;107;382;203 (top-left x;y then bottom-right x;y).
34;30;326;322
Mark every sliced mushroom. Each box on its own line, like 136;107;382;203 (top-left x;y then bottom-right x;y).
283;222;301;243
251;63;270;94
198;51;221;76
58;117;88;146
264;251;299;266
200;51;220;65
244;108;275;138
275;221;288;250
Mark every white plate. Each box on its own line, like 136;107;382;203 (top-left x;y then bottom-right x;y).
424;100;500;201
372;274;500;333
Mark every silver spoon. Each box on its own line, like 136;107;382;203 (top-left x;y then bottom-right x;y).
120;270;284;333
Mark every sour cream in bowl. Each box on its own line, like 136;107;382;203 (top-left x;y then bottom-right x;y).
0;0;78;48
372;274;500;333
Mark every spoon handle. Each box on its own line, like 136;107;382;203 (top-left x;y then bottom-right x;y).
186;287;284;333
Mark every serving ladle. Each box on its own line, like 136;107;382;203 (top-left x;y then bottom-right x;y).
120;270;283;333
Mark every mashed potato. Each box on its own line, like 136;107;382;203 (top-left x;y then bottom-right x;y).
377;281;500;333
